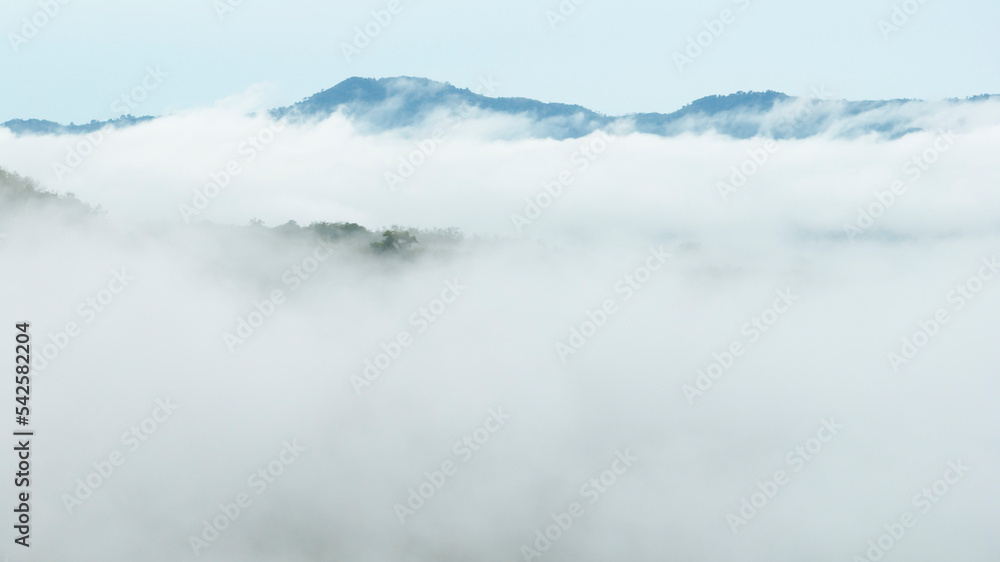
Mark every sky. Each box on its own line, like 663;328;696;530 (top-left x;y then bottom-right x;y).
3;2;1000;557
2;0;1000;124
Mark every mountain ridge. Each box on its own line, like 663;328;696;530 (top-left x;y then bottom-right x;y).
3;76;997;140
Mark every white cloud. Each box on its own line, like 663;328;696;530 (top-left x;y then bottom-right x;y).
1;99;998;560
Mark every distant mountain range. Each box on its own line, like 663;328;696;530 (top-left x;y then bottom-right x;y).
1;115;155;136
3;76;996;140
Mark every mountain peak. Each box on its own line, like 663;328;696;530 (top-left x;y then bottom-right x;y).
272;76;607;138
683;90;791;114
5;78;992;141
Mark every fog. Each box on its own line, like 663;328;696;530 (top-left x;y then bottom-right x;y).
0;100;998;560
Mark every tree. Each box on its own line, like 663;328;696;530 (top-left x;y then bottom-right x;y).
370;230;417;253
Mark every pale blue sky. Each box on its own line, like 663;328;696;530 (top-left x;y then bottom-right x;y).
2;0;998;123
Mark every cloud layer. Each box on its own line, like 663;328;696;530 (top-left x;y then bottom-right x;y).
1;100;998;560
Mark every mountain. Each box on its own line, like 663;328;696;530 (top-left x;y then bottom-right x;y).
3;77;997;140
1;115;154;136
271;76;611;139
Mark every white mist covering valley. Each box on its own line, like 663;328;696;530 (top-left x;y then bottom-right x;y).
1;93;999;561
